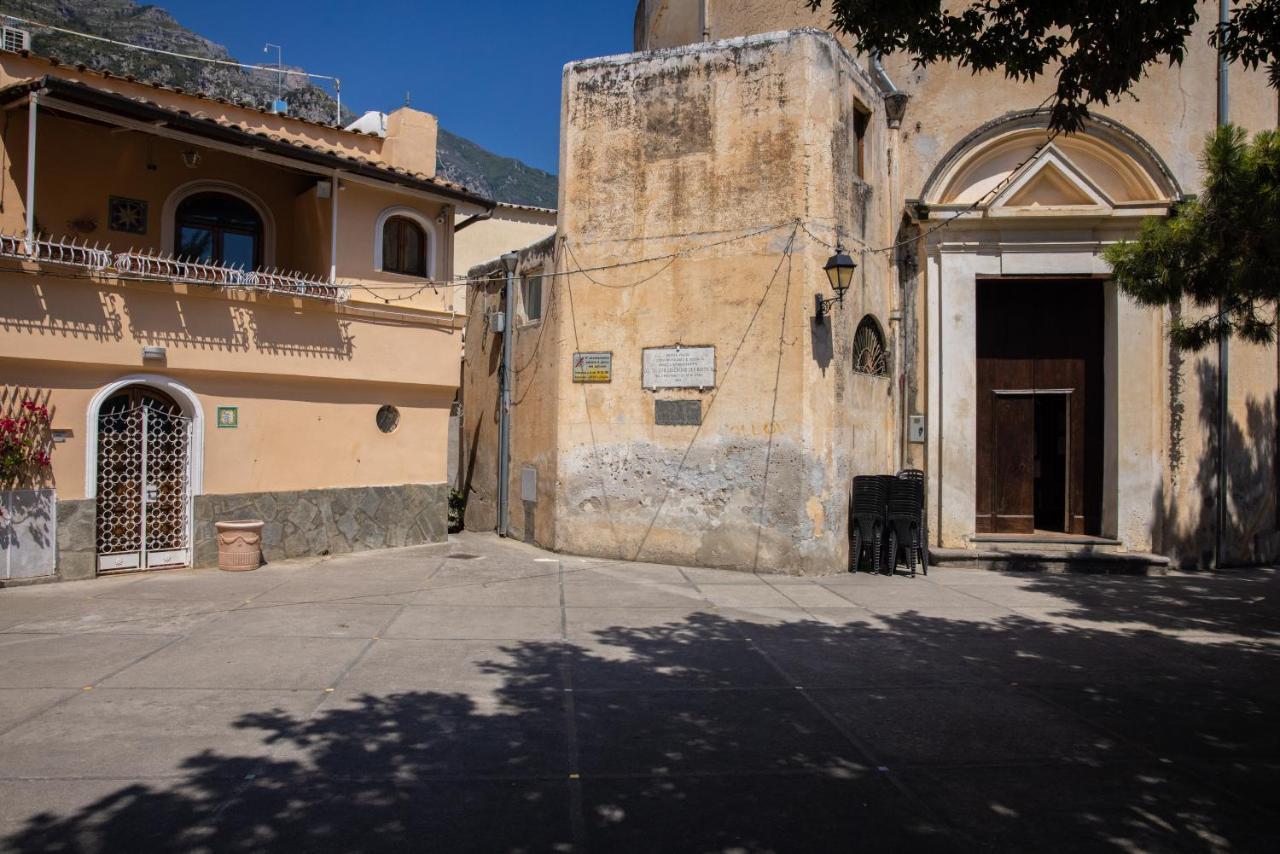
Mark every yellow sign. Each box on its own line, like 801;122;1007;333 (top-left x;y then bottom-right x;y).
573;352;612;383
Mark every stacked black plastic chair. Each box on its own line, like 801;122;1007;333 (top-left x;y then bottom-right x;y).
849;475;889;573
886;469;928;576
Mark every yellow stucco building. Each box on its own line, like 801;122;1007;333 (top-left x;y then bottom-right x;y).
0;50;493;583
462;1;1278;573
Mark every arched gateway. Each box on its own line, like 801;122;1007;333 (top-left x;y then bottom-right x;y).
87;377;201;572
917;113;1181;551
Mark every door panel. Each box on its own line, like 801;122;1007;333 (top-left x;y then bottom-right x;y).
975;279;1104;536
993;394;1035;533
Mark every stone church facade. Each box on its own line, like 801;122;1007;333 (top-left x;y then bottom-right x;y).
462;1;1278;573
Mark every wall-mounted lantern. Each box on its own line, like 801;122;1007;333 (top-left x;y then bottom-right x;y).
815;245;856;323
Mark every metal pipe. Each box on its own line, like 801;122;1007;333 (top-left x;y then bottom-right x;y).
701;0;710;41
1215;0;1230;568
871;53;899;93
24;91;37;252
497;251;518;536
329;171;340;283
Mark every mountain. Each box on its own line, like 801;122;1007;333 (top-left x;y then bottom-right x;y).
435;129;557;209
1;0;558;207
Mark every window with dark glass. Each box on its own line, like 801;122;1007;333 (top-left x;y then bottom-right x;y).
381;215;428;277
174;192;263;270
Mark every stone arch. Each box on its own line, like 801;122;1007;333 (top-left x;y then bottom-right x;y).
920;111;1182;216
84;374;204;499
161;179;277;267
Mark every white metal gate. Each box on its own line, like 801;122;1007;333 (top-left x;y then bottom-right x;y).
95;403;193;572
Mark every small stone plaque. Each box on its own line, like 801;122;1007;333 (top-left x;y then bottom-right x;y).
643;345;715;389
655;399;701;426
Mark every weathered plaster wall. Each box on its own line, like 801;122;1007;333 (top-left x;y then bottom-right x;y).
452;206;558;312
460;237;561;547
547;29;896;574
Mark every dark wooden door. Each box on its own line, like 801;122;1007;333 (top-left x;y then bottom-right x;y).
976;279;1104;535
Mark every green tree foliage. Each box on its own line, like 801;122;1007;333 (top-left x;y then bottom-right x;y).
1105;126;1280;350
807;0;1279;133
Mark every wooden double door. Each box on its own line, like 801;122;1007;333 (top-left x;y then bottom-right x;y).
976;279;1104;535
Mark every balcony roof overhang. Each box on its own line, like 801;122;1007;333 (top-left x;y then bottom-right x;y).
0;76;495;214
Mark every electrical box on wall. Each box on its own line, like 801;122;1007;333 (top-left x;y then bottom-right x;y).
908;415;926;444
521;465;537;503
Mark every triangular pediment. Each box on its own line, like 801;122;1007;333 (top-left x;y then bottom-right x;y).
987;145;1114;215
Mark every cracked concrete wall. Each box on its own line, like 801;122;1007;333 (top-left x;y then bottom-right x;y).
549;29;896;575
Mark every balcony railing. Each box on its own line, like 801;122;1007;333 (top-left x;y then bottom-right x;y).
0;232;349;303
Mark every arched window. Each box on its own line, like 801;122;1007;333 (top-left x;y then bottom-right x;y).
853;315;888;377
174;192;263;269
381;215;428;277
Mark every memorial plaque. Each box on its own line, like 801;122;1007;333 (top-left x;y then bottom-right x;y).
642;345;715;389
655;399;702;426
572;351;612;383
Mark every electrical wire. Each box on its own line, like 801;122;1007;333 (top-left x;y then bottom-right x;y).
0;12;339;83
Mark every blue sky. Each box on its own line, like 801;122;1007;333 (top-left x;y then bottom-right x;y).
158;1;635;174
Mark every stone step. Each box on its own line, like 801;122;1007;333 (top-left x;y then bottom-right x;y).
969;535;1125;556
930;546;1170;575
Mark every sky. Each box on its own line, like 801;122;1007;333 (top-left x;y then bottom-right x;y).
157;1;636;175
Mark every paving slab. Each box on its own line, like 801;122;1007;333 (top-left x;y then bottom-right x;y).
0;778;224;851
276;686;571;779
0;688;322;778
561;580;705;609
563;606;714;639
699;583;805;609
0;634;176;688
196;601;400;639
582;773;957;853
338;638;563;700
92;568;286;603
410;575;563;607
0;533;1273;852
382;605;563;641
210;777;576;852
808;685;1132;767
903;763;1271;853
565;637;788;691
574;687;870;776
0;687;79;734
100;635;368;690
2;598;231;636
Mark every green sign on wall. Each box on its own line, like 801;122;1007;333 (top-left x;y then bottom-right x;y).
216;406;239;429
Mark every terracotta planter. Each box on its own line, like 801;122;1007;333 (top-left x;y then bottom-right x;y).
215;520;264;571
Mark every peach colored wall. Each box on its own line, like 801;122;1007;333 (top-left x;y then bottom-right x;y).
0;108;458;314
1;360;453;499
334;181;455;314
0;274;460;388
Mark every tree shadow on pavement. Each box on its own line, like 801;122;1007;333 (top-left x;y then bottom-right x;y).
4;600;1277;852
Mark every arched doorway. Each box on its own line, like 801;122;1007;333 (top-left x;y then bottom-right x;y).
95;384;194;572
917;112;1181;550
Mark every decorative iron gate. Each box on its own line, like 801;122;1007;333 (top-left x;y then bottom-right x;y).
95;403;193;572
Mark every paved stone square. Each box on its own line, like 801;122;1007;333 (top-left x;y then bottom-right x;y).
0;534;1276;852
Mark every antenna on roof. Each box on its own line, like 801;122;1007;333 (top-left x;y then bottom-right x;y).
263;42;287;114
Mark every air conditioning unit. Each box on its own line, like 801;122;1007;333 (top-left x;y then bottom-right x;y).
2;27;30;53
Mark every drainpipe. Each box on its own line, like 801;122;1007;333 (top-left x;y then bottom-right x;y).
701;0;710;41
329;170;340;284
1215;0;1229;568
497;251;518;537
24;90;38;253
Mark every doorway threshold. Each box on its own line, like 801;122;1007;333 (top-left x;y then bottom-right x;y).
971;532;1122;546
